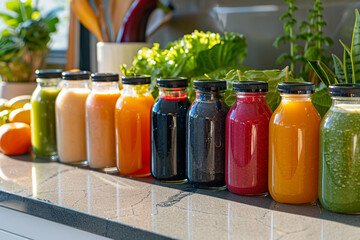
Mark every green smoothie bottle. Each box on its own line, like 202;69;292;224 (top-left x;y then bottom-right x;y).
31;69;62;160
319;84;360;213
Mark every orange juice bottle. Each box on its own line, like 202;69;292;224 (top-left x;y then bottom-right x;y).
269;82;321;204
115;76;154;177
86;73;121;169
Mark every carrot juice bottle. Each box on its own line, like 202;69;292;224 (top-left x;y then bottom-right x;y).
269;82;321;204
86;73;120;169
115;76;154;177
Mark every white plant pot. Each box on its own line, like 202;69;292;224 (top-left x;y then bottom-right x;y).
96;42;153;76
0;82;37;100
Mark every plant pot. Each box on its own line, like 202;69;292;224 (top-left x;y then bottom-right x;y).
96;42;153;76
0;82;37;99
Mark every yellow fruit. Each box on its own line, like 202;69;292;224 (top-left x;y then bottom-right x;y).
23;102;31;110
9;108;30;125
7;95;31;109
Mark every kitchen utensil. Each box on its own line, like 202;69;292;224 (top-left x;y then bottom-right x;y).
116;0;157;42
70;0;104;42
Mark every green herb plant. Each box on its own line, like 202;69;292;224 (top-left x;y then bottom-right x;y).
274;0;333;82
309;9;360;117
0;0;61;82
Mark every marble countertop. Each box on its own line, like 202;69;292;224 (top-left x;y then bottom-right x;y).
0;154;359;239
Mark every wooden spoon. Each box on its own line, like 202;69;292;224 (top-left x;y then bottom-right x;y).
70;0;104;42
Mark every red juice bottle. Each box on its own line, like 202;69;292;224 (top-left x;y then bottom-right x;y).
225;81;272;195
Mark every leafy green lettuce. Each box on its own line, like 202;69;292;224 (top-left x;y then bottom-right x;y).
121;30;247;97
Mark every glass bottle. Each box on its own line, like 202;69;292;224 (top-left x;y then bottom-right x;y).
269;82;320;204
31;69;62;160
115;76;154;177
56;71;90;164
226;81;272;195
319;84;360;213
151;77;190;181
86;73;120;170
187;79;229;189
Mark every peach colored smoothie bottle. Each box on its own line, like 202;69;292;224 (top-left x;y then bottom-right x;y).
56;71;91;164
269;82;321;204
115;76;154;177
86;73;120;170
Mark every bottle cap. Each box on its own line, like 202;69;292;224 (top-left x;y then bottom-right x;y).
157;77;188;88
121;76;151;85
62;71;90;80
91;73;119;82
329;84;360;97
35;69;63;79
278;82;315;94
193;79;227;92
233;81;268;93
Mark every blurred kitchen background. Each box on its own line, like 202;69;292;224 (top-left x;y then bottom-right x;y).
1;0;360;71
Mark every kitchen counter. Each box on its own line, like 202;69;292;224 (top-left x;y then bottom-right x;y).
0;154;359;239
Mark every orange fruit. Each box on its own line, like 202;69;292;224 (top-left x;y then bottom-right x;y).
0;122;31;155
9;108;31;125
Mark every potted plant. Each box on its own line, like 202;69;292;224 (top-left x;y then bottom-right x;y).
0;0;60;99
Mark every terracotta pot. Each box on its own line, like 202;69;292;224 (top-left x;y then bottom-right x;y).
0;82;37;99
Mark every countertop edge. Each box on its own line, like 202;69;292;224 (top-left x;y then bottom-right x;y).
0;190;172;240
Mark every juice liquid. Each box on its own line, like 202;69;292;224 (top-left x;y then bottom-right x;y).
31;86;61;158
115;85;154;177
320;104;360;213
226;93;272;195
269;94;321;204
56;88;90;163
86;91;120;169
187;91;229;188
151;94;190;181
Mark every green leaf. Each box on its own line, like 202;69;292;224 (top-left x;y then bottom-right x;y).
351;9;360;83
273;35;290;48
332;54;346;83
276;53;292;65
222;67;301;111
308;61;328;86
304;46;321;61
311;87;331;118
6;0;32;22
318;61;339;85
342;46;354;83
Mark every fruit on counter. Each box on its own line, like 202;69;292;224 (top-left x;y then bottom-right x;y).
23;103;31;110
6;95;31;109
0;98;9;111
0;110;10;125
9;108;30;125
0;122;31;155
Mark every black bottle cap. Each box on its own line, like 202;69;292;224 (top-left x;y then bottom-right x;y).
233;81;268;93
62;71;91;80
35;69;63;79
91;73;119;82
329;84;360;97
121;76;151;85
193;79;227;92
157;77;188;88
278;82;315;94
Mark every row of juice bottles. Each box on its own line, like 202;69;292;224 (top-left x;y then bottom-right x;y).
31;69;360;214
